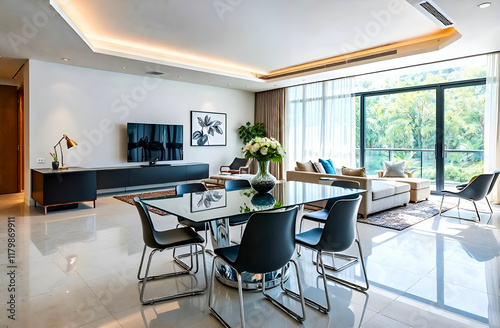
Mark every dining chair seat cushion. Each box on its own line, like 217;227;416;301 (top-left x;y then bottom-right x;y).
295;228;323;250
178;218;207;231
214;245;240;264
154;227;205;249
229;213;250;226
302;209;328;223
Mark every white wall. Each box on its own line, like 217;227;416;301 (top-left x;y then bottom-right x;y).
27;60;254;202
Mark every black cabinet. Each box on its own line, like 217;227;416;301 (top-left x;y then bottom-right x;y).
32;168;97;214
32;163;209;214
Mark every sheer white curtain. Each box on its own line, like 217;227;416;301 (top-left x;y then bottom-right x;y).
485;53;500;202
285;77;355;171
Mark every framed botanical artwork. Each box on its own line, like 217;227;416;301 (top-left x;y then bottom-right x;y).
191;111;227;146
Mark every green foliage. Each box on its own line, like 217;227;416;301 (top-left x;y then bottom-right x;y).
237;122;265;144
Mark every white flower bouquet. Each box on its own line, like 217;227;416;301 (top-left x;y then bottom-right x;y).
242;137;285;162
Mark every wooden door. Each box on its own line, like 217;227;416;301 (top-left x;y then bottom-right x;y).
0;85;19;194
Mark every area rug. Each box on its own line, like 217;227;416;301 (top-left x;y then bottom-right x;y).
305;197;458;231
114;190;175;216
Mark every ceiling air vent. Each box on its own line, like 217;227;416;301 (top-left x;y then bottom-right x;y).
407;0;454;28
145;71;164;76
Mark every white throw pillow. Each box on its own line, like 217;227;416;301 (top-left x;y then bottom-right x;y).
383;161;406;177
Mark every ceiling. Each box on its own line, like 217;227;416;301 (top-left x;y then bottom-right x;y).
0;0;499;92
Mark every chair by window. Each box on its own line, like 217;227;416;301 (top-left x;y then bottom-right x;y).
133;197;208;304
439;173;495;222
209;206;306;326
294;195;367;313
220;157;252;175
456;170;500;214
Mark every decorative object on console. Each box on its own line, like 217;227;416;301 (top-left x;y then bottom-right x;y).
242;137;285;193
50;152;59;170
342;166;366;177
383;161;406;177
191;111;226;146
53;134;77;170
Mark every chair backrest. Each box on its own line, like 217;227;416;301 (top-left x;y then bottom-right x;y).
486;171;500;196
225;179;251;191
229;157;249;170
318;195;362;253
458;173;494;201
233;206;298;273
325;180;361;210
133;196;163;249
175;183;206;195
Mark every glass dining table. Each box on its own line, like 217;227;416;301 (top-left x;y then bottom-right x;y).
143;181;366;289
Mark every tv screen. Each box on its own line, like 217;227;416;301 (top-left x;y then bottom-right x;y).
127;123;183;162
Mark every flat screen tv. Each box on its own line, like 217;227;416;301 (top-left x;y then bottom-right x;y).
127;123;183;162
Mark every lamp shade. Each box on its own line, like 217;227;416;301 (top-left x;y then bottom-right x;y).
66;137;77;149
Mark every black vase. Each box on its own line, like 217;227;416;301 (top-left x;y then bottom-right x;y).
52;161;59;170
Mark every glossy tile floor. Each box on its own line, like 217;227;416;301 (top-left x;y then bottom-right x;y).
1;191;500;328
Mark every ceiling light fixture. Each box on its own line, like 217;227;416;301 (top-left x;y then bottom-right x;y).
478;2;491;8
62;57;70;61
121;66;127;69
178;75;182;78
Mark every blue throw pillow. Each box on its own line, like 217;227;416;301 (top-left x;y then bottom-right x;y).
319;158;336;174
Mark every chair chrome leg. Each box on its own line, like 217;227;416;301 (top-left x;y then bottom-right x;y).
209;257;243;328
318;240;369;292
440;198;482;223
313;252;358;272
139;244;208;305
439;195;446;216
486;196;494;214
263;260;306;322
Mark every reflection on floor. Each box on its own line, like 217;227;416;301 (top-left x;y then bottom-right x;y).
1;192;499;327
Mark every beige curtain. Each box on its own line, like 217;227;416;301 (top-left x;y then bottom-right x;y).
255;88;286;180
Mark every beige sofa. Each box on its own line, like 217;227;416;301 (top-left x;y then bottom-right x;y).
287;170;411;219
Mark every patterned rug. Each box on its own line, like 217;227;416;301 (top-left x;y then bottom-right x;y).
306;197;459;231
114;190;175;215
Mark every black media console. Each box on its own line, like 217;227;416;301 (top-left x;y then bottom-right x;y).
31;163;209;214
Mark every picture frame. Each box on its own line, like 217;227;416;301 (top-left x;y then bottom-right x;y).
191;111;227;146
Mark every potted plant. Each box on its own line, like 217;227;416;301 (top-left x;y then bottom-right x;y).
237;122;265;144
50;152;59;170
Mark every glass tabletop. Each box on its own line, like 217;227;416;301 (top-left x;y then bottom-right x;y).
142;181;365;223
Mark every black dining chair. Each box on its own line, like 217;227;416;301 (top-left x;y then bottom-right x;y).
456;170;500;215
209;206;306;327
224;179;251;242
174;183;213;267
134;197;208;305
294;195;367;313
297;179;361;272
439;173;495;222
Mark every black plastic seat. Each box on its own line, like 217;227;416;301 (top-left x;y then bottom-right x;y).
133;197;208;305
439;173;495;222
294;195;367;313
209;206;306;327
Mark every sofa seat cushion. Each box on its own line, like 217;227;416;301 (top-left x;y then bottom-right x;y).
372;180;410;200
377;177;430;190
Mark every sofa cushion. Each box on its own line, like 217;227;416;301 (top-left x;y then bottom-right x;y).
372;180;410;200
296;160;316;172
383;161;406;177
319;158;336;174
342;166;366;177
313;161;326;173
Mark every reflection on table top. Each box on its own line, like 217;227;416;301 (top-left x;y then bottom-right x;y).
142;181;365;223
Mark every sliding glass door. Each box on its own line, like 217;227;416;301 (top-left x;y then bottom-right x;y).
361;80;485;192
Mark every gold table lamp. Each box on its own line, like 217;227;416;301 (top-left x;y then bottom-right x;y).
54;134;77;170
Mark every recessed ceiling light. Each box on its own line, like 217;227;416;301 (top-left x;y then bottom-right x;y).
121;66;127;69
145;71;164;75
178;75;182;78
478;2;491;8
62;58;70;61
228;83;232;86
